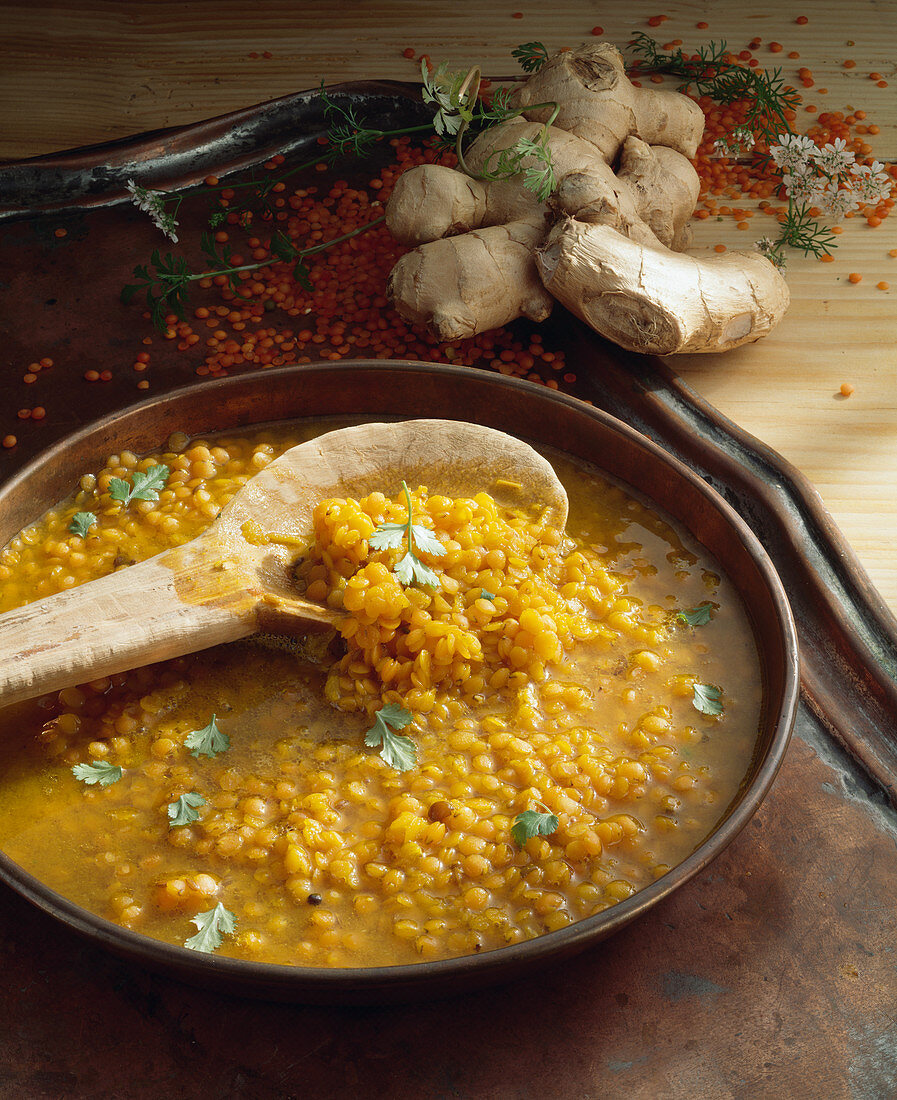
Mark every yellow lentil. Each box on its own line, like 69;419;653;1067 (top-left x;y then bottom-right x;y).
0;421;761;967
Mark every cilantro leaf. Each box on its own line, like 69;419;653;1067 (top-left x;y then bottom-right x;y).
511;809;559;846
409;523;445;558
364;704;417;771
480;588;496;600
379;728;418;771
369;522;406;551
370;483;444;589
677;603;714;627
69;511;97;539
184;902;236;953
168;791;206;827
512;41;550;74
184;714;230;758
109;464;170;505
72;760;123;787
692;683;723;716
378;703;414;729
394;550;441;589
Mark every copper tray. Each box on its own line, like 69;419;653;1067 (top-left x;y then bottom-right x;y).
1;84;895;1088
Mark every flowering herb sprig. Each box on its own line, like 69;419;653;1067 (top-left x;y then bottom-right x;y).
629;34;893;267
121;218;383;331
422;56;560;202
126;179;182;243
756;136;892;267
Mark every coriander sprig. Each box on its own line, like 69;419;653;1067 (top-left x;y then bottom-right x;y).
692;683;723;716
512;41;550;74
511;804;559;846
364;703;417;771
69;511;97;539
72;760;123;787
184;715;230;759
370;481;445;588
121;218;384;332
184;902;236;953
677;602;714;627
108;464;170;506
627;33;895;264
168;792;206;828
628;33;799;148
421;58;559;202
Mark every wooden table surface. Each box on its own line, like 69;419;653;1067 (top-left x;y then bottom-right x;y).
1;5;896;1099
3;0;896;614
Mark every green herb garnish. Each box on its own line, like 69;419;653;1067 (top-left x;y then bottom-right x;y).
168;792;206;827
692;683;723;716
184;902;236;953
480;588;496;601
511;808;559;846
677;602;713;627
108;464;170;505
628;33;798;148
69;511;97;539
72;760;122;787
184;714;230;759
512;41;550;74
364;703;417;771
370;481;445;588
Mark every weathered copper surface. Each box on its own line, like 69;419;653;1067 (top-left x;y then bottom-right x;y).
0;87;895;1095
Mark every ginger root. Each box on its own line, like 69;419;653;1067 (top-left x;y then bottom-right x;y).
385;41;790;354
537;220;791;355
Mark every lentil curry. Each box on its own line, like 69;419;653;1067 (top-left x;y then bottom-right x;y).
0;422;761;967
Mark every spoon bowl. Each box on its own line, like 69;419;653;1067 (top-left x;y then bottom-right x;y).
0;418;567;708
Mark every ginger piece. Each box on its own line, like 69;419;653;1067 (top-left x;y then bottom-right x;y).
385;39;789;354
536;219;790;355
513;41;705;160
387;122;699;340
388;220;553;341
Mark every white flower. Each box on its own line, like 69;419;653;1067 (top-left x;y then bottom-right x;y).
782;170;825;206
820;187;861;218
125;178;180;242
769;132;817;172
755;237;786;271
714;127;756;158
126;178;154;213
812;138;855;176
850;161;893;204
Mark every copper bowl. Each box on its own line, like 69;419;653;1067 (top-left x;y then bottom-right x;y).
0;362;799;1003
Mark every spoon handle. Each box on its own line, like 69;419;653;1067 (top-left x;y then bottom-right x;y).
0;544;256;708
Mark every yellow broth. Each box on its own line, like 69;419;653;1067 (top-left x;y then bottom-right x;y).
0;424;761;967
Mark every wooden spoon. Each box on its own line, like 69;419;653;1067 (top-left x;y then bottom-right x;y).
0;419;567;707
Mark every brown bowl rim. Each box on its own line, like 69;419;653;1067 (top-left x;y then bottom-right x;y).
0;361;799;1001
